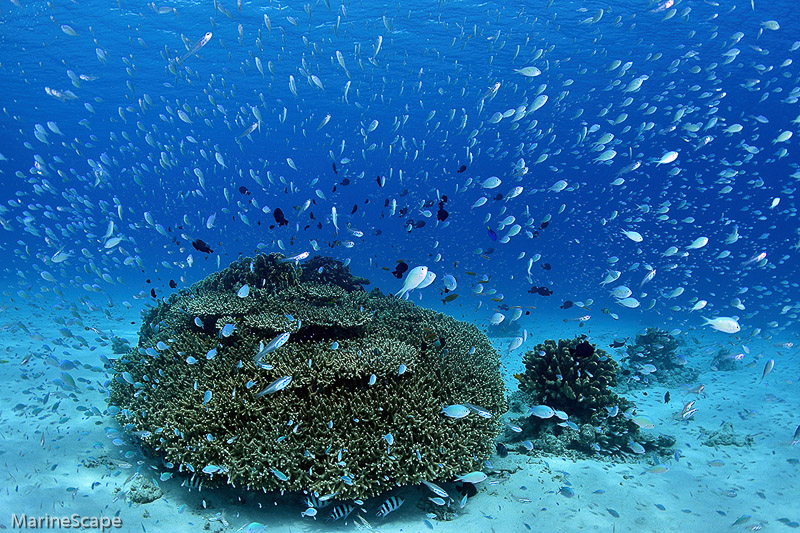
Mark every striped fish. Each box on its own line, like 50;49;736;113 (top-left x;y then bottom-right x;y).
376;496;404;517
327;503;354;522
181;474;203;492
303;494;332;509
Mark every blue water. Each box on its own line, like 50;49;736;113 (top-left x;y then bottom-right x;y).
1;0;799;530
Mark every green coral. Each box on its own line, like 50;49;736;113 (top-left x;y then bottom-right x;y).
109;254;506;500
518;336;619;420
514;336;674;457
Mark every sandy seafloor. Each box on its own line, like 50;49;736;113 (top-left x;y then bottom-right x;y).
1;297;798;533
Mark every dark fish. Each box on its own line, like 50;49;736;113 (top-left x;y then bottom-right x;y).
493;193;504;201
496;442;508;458
377;175;385;187
560;300;573;309
191;239;213;254
414;220;426;229
528;286;553;296
391;262;408;279
238;185;250;195
457;164;467;173
573;341;594;358
351;204;358;215
609;339;627;348
437;207;449;222
273;208;288;226
442;293;459;303
487;227;497;241
541;263;551;271
332;162;338;174
150;288;157;298
540;221;549;229
340;178;350;186
169;279;177;289
456;482;477;498
664;391;671;403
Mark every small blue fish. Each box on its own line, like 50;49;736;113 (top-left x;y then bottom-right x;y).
441;404;470;419
271;468;288;481
330;341;339;350
255;376;292;397
206;348;217;360
255;333;291;363
487;226;497;241
194;317;204;328
186;356;198;364
220;323;236;337
203;390;212;404
421;480;449;498
60;372;76;390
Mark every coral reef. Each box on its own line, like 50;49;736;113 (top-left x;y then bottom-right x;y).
517;337;620;420
710;347;741;371
620;327;699;387
512;336;674;458
110;336;131;355
109;254;506;500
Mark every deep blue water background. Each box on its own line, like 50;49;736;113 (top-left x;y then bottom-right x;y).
2;0;799;337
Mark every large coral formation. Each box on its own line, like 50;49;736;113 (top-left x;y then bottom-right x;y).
513;336;674;457
109;254;506;500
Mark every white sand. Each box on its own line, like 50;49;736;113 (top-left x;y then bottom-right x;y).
0;302;797;532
